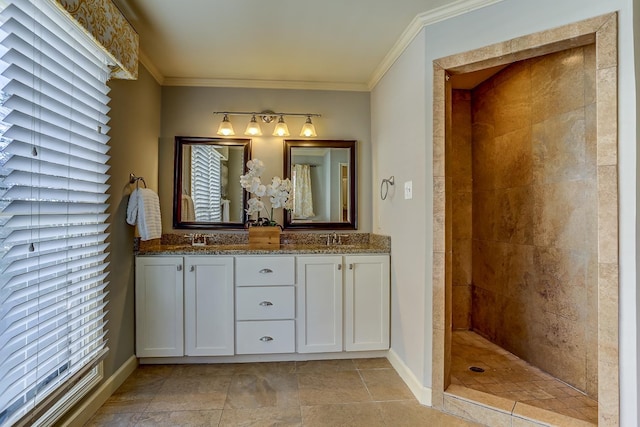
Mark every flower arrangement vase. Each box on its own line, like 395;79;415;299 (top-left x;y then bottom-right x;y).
248;226;281;249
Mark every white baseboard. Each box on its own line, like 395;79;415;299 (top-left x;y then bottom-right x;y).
62;355;138;427
387;349;432;406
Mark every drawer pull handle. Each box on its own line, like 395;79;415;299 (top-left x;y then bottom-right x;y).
177;265;182;271
259;268;273;274
259;301;273;307
190;266;195;272
259;336;274;342
338;264;342;270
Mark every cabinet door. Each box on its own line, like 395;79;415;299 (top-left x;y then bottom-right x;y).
184;256;234;356
135;257;184;357
296;256;343;353
344;255;390;351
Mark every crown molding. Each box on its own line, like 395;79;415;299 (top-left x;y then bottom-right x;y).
161;77;369;92
139;49;164;85
135;0;503;91
367;0;505;90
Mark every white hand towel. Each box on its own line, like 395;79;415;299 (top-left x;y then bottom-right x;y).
127;188;162;240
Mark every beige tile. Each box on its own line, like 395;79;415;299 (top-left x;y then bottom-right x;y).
295;359;355;373
492;61;531;137
172;363;237;377
219;406;302;427
136;410;222;427
596;15;617;69
225;373;299;409
378;400;481;427
233;361;296;375
353;357;391;370
513;402;596;426
159;374;232;395
595;66;617;166
84;411;140;426
146;392;228;412
297;371;371;405
444;394;512;427
583;44;596;106
597;165;618;264
301;403;384;427
452;192;472;240
359;368;414;401
97;395;152;415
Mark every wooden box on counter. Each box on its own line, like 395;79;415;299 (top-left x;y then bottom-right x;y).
248;226;281;249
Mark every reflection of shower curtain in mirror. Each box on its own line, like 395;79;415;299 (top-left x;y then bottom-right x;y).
293;164;315;219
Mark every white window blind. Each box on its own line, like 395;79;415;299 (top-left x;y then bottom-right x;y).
191;145;222;222
0;0;111;425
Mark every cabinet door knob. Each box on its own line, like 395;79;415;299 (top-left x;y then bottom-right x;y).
259;268;273;274
259;336;274;342
259;301;273;307
190;266;195;272
349;264;353;270
337;264;342;270
177;265;182;271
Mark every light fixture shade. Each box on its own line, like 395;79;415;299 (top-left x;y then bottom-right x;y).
217;114;235;136
244;115;262;136
300;116;317;137
272;115;290;137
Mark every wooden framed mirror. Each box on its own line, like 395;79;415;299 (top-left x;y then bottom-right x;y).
283;139;357;230
173;136;251;229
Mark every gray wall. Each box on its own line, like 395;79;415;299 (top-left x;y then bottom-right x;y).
159;87;371;231
103;65;161;378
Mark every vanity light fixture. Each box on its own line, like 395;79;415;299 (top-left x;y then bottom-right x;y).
272;115;290;137
216;114;235;136
213;110;321;138
244;115;262;136
300;115;317;137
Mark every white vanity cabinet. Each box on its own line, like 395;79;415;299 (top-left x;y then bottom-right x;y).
296;254;390;353
344;255;390;351
184;256;234;356
135;256;184;357
135;255;234;358
235;256;296;354
296;256;344;353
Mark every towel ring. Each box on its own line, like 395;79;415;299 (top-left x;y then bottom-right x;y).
129;173;147;189
380;176;395;200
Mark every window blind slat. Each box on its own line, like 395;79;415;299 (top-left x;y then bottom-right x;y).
0;1;111;423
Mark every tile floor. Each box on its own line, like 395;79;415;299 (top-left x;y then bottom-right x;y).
86;358;479;426
450;331;598;424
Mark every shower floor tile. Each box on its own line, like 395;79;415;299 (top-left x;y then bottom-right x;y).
450;331;598;424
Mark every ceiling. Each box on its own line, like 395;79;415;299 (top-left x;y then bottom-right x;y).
113;0;464;90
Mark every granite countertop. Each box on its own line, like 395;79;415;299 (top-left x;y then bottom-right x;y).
136;232;390;256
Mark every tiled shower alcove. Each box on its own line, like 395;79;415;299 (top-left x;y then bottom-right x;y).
431;13;618;427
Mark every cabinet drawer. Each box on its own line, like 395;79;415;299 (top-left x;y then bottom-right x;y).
235;256;295;286
236;320;295;354
236;286;295;320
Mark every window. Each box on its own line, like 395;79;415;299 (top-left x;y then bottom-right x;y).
0;0;111;425
191;145;223;222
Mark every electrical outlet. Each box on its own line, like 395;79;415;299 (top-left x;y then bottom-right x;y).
404;181;413;200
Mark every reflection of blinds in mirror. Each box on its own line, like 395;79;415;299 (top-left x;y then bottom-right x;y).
191;146;222;221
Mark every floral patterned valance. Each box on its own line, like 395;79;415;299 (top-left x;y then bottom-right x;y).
54;0;138;79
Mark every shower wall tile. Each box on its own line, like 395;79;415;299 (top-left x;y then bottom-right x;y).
532;181;590;251
452;238;472;287
493;128;533;189
452;192;472;240
467;44;597;397
471;286;497;342
530;48;585;124
494;186;534;245
532;109;587;184
583;44;596;105
492;61;531;137
452;284;472;330
528;311;587;392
